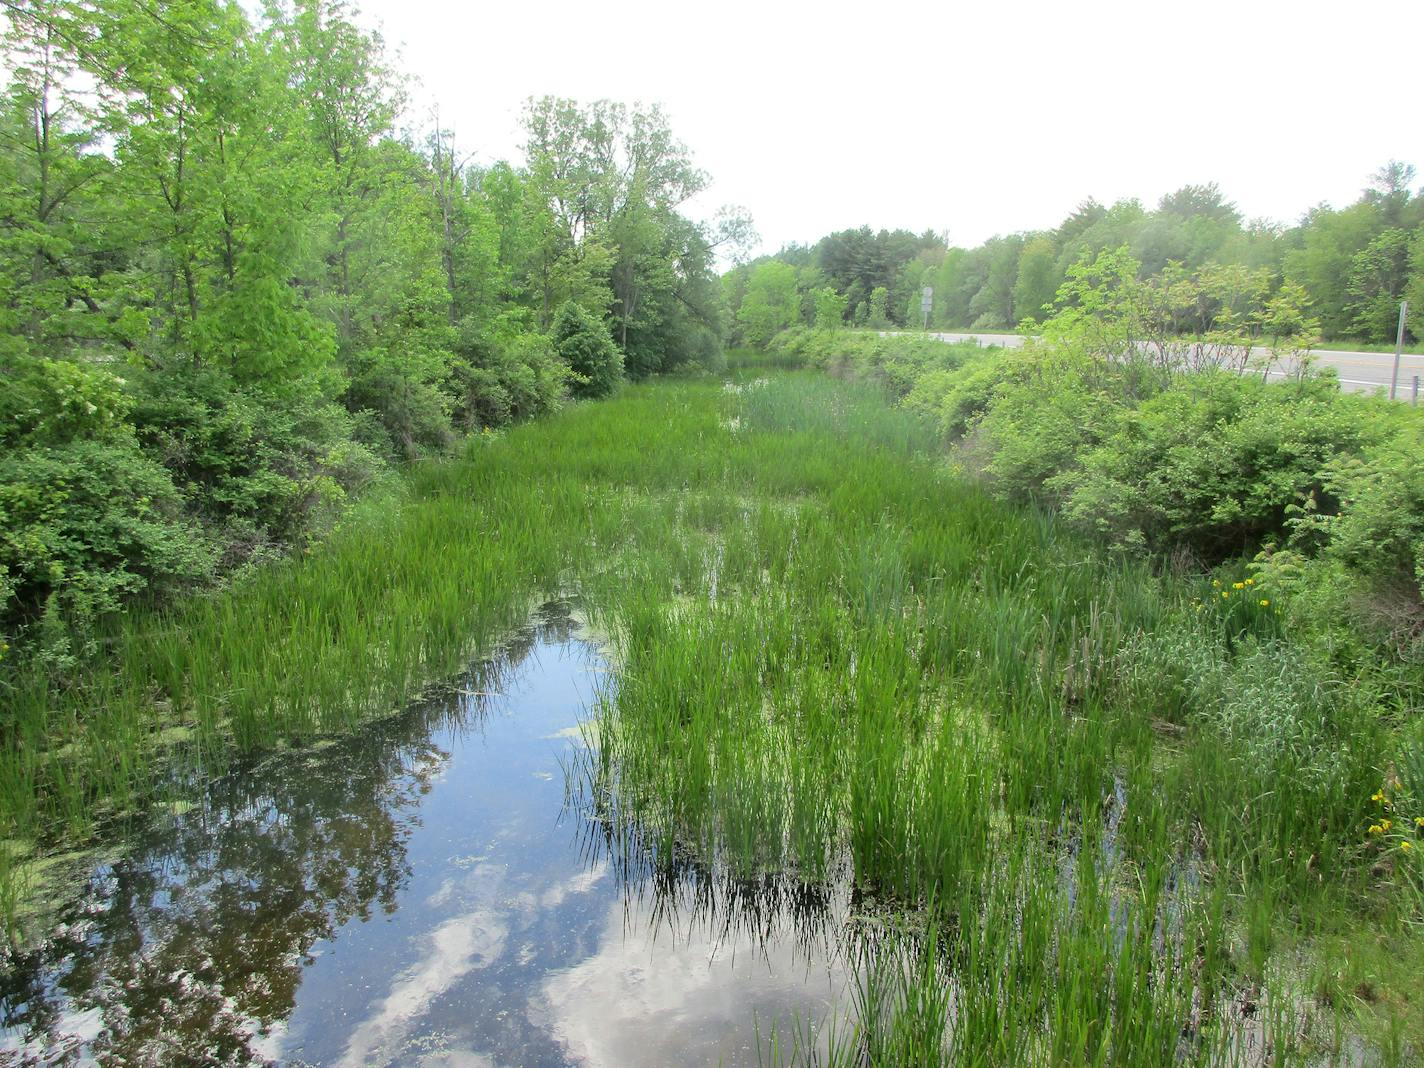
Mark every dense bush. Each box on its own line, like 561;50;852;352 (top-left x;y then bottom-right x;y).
0;439;211;628
768;325;979;396
1048;373;1376;556
453;326;569;429
902;354;1019;439
342;342;458;460
1304;419;1424;590
553;301;624;399
0;325;579;651
0;357;211;653
132;369;365;524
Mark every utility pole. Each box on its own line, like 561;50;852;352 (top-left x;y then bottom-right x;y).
1390;300;1409;400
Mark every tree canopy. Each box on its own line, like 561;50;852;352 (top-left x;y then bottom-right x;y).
724;166;1424;345
0;0;742;647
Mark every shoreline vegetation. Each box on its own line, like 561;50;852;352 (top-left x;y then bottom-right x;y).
4;365;1423;1061
1;0;742;684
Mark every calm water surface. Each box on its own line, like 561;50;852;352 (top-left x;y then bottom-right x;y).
1;604;848;1066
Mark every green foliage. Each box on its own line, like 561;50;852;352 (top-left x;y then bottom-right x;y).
0;438;210;635
1012;234;1059;325
1304;418;1424;591
790;247;1424;604
813;287;848;330
1050;375;1371;556
0;355;203;639
114;374;392;642
736;261;799;347
968;234;1023;327
1346;228;1413;341
1;356;132;444
452;322;568;428
738;165;1424;346
0;1;734;651
813;225;943;328
866;285;890;328
552;300;623;398
907;348;1021;439
767;325;981;401
339;275;461;459
519;98;731;377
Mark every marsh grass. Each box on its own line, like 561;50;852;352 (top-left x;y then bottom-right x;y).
727;345;808;371
3;371;1419;1062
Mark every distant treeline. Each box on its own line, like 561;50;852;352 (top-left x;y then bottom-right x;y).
0;0;744;653
724;166;1424;345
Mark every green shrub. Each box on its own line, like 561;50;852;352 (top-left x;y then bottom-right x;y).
0;356;133;444
128;367;381;561
974;352;1119;501
767;328;981;398
453;325;568;428
0;356;213;642
0;438;212;631
1308;418;1424;590
552;301;623;399
342;350;455;458
1050;374;1374;557
933;349;1027;438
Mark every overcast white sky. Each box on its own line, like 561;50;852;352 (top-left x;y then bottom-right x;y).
355;0;1424;257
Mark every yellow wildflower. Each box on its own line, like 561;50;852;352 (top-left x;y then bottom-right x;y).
1259;599;1270;607
1369;824;1383;835
1211;579;1220;588
1382;819;1392;831
1233;582;1246;590
1372;791;1386;803
1221;591;1229;599
1415;817;1424;828
1245;578;1255;585
1403;841;1414;853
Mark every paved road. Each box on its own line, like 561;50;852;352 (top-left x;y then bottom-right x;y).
906;331;1424;398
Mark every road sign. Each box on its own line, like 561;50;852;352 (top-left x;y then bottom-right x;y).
921;286;933;331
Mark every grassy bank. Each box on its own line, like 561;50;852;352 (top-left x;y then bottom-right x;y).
0;379;754;916
574;373;1421;1064
5;370;1421;1062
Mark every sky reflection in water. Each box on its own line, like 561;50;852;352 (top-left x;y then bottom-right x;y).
0;603;848;1066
